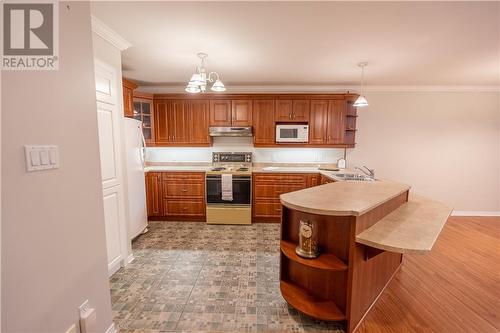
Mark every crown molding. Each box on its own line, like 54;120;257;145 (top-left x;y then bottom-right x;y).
137;84;500;94
91;15;132;51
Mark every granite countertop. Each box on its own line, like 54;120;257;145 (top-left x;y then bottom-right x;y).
144;163;348;175
279;179;411;216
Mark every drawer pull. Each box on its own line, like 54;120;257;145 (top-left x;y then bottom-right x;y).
183;207;188;210
181;189;188;192
275;208;282;212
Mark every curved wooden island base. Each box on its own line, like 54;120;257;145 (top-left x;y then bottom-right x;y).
279;181;451;333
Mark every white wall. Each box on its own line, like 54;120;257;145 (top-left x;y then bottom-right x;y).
2;3;113;332
348;91;500;213
147;91;499;212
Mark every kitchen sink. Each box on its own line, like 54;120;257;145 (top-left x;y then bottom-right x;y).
333;173;376;181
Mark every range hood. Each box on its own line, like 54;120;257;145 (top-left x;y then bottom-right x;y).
209;126;253;137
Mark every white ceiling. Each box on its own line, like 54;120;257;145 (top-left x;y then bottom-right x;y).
91;1;500;88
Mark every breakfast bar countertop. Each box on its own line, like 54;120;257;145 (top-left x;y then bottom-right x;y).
280;179;411;216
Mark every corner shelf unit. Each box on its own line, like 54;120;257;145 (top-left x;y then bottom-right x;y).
344;100;358;145
280;208;351;324
280;240;347;271
280;281;346;321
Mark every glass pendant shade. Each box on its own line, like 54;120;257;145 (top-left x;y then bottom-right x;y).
185;82;201;93
353;95;369;107
211;79;226;92
190;73;204;85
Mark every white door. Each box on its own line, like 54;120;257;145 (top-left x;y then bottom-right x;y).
94;60;129;276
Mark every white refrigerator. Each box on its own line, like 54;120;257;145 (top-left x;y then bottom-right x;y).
123;118;148;240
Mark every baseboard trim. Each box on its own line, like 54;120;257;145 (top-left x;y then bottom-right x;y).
126;253;135;265
105;322;117;333
452;211;500;217
108;256;122;277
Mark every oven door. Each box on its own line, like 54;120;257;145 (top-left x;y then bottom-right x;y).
206;174;251;205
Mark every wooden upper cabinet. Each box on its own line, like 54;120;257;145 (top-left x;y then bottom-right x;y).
209;99;252;126
154;101;170;143
209;100;232;126
253;100;275;145
292;100;310;121
275;100;310;122
275;100;293;121
326;100;347;144
122;78;137;118
188;100;210;144
231;100;253;126
133;94;155;145
155;100;209;146
309;100;329;144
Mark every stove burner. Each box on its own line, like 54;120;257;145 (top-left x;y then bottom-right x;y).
236;167;249;172
211;167;226;171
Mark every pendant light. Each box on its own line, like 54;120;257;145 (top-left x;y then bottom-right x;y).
185;53;226;93
354;62;369;107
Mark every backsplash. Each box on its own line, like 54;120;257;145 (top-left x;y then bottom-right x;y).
146;137;345;164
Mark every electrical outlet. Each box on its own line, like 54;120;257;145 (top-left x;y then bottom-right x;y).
64;324;76;333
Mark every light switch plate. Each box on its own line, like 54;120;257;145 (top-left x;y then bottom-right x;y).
25;145;59;171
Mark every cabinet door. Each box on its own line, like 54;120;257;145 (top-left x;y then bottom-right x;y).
231;100;253;126
292;100;310;121
309;100;328;144
171;100;187;143
209;100;231;126
188;100;210;144
146;172;162;216
274;100;293;122
327;100;346;144
122;86;134;117
154;101;175;143
253;100;275;145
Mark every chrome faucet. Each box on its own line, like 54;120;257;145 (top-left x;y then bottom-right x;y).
355;166;375;178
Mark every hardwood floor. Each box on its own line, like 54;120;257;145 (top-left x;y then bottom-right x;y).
357;216;500;333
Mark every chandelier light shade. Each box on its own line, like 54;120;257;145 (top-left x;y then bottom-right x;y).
354;62;369;107
185;53;226;93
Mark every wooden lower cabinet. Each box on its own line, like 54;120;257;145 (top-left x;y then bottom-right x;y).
252;173;319;222
146;172;162;217
146;171;323;222
146;171;206;221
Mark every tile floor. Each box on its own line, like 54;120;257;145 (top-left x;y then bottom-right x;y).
110;221;345;332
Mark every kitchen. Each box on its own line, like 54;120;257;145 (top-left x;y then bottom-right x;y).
2;2;499;333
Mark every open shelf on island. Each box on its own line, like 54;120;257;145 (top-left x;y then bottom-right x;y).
280;240;348;271
280;280;346;321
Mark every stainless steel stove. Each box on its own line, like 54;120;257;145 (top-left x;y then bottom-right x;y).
206;152;252;225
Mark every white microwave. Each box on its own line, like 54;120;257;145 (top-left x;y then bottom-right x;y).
276;124;309;143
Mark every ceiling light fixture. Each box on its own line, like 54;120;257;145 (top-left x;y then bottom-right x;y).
354;62;369;107
185;52;226;93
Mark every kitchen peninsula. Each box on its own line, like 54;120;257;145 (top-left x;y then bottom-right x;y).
279;180;452;332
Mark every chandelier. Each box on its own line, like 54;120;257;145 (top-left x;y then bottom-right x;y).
185;52;226;93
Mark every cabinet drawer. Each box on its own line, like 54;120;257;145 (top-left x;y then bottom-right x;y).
161;172;205;182
164;183;204;198
254;184;305;199
253;173;308;184
163;199;205;216
253;200;282;218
